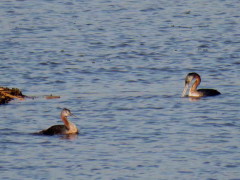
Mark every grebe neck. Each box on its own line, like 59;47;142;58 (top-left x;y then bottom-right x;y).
61;115;78;134
190;75;201;92
61;115;70;129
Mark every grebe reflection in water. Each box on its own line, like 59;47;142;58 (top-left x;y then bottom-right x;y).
38;108;79;135
181;72;221;97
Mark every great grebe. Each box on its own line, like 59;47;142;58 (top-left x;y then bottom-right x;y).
181;72;221;97
38;108;78;135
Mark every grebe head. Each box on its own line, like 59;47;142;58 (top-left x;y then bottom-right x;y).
185;72;198;84
181;72;200;97
61;108;72;117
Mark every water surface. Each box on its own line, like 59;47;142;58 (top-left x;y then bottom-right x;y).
1;0;240;179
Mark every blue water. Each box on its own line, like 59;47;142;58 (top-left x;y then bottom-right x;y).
1;0;240;179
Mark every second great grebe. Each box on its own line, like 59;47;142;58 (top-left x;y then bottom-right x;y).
181;72;221;97
38;108;79;135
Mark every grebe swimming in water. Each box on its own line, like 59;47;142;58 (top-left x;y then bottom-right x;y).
38;108;78;135
181;72;221;97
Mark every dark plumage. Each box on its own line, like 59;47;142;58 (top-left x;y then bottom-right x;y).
38;125;69;135
197;89;221;96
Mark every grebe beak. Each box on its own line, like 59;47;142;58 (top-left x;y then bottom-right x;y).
181;83;189;97
71;113;78;118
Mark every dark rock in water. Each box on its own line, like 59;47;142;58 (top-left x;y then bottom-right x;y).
0;87;25;104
